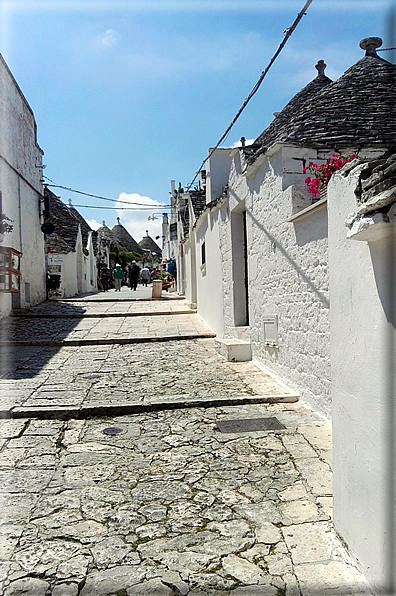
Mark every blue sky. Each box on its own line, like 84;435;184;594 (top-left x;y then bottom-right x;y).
0;0;393;243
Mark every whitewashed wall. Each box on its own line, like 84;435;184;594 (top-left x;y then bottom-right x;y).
223;144;331;416
53;227;97;298
194;209;224;336
328;167;396;592
84;231;97;294
206;149;233;203
182;234;197;308
0;56;46;317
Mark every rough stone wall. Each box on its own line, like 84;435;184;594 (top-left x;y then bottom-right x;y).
223;145;331;416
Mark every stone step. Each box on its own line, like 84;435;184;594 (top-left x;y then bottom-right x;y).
8;393;298;420
214;338;252;362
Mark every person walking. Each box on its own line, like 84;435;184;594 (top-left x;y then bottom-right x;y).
113;263;123;292
128;261;140;291
167;258;176;281
100;265;110;292
140;266;150;287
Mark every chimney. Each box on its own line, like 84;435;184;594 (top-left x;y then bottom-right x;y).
199;170;206;190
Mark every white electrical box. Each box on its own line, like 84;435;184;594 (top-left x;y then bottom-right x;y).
263;315;278;347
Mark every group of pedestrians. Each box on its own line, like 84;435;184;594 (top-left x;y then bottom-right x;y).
99;262;156;292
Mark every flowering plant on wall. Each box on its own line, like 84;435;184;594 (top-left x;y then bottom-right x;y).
0;214;13;235
303;154;358;195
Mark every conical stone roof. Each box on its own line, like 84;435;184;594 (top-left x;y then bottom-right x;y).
45;188;93;256
138;234;162;257
96;223;114;244
255;61;332;151
111;222;142;254
251;39;396;162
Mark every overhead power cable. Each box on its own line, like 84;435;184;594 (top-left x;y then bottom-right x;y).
70;204;171;210
43;175;165;207
187;0;314;190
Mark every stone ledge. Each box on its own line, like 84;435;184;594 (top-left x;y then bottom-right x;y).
0;333;216;347
8;394;298;421
9;310;197;319
215;338;252;362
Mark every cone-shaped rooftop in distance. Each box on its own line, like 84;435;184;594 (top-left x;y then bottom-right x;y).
111;218;142;254
138;230;162;257
96;221;114;244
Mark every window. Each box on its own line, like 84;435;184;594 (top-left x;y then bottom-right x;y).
0;247;21;292
201;241;206;265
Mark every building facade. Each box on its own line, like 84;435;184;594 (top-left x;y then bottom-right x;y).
0;55;46;318
45;189;98;298
176;38;396;590
328;151;396;592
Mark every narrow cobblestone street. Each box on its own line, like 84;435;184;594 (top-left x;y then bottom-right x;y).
0;288;372;595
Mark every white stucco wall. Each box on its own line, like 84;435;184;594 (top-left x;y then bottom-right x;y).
206;149;233;203
222;144;331;416
182;235;197;308
0;55;46;317
56;252;77;298
328;167;396;592
83;231;97;294
52;227;97;298
195;209;224;336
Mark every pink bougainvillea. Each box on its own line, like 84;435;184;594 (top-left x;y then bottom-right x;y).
303;153;358;195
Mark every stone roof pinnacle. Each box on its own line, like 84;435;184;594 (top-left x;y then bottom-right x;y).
359;37;382;57
315;60;327;76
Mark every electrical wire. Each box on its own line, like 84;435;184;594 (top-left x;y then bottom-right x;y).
70;204;171;210
186;0;314;190
43;0;315;206
43;176;166;207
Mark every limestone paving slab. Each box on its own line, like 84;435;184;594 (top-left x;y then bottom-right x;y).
0;294;373;594
0;403;372;595
0;295;211;349
1;339;297;419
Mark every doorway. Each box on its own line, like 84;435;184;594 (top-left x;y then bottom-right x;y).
231;207;249;327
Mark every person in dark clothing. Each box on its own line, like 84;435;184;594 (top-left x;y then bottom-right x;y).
100;266;110;292
128;261;140;290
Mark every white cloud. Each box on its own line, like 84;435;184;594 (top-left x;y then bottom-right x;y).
85;218;102;230
99;29;118;47
115;192;165;247
230;138;255;148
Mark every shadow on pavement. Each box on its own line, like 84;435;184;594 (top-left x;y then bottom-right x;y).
0;301;86;379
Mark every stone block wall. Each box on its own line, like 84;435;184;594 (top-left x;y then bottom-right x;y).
223;145;331;416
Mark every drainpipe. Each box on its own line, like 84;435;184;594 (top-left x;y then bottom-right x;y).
18;177;23;256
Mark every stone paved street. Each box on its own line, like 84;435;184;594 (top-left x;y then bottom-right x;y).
0;291;372;595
